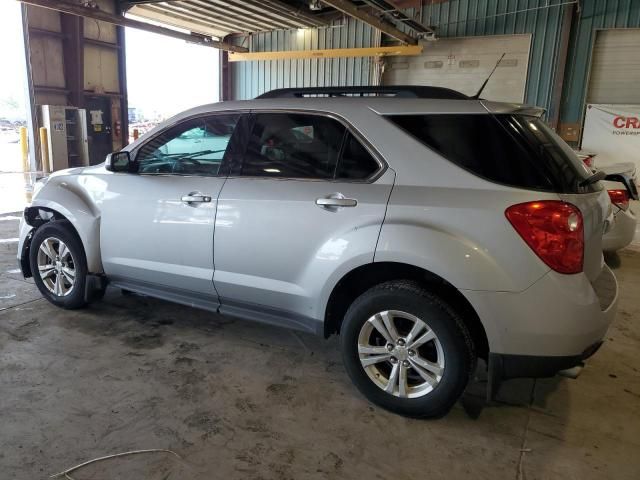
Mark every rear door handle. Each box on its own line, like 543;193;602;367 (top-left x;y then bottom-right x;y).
181;192;212;204
316;193;357;209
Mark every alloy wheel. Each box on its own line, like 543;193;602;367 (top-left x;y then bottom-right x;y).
357;310;445;398
36;237;76;297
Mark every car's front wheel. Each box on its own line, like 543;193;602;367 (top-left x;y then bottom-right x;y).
340;280;476;418
29;221;88;309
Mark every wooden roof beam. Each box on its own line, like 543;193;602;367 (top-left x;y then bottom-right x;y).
321;0;417;45
17;0;248;52
228;44;423;61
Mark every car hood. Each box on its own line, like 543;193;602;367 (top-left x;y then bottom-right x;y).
47;163;106;179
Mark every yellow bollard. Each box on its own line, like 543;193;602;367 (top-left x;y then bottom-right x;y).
19;126;28;172
39;127;51;173
20;127;32;203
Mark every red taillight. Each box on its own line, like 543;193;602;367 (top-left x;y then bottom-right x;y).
582;155;594;168
505;201;584;274
608;189;629;210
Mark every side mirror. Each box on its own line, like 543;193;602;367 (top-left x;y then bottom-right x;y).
105;151;132;172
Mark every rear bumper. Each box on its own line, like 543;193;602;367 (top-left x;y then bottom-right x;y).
489;341;602;380
485;341;603;400
463;264;618;359
603;206;636;252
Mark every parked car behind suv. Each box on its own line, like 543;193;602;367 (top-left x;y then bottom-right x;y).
18;86;618;418
602;176;638;252
575;152;638;252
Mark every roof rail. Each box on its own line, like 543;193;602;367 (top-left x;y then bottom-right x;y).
256;86;469;100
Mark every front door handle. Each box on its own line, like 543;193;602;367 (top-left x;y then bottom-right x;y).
181;192;212;204
316;193;357;209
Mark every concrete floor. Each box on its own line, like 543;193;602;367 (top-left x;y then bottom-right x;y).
1;212;639;480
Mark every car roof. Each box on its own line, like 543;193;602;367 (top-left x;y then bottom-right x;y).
171;97;542;117
124;96;544;151
256;86;470;99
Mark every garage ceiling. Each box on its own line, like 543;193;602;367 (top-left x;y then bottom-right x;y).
123;0;329;38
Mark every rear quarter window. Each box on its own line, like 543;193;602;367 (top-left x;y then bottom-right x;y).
388;114;597;193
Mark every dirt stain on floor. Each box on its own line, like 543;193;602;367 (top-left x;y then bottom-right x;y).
123;330;165;350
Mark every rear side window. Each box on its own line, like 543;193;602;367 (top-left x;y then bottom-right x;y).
240;113;381;181
335;132;379;180
242;113;345;178
501;115;595;192
388;114;595;193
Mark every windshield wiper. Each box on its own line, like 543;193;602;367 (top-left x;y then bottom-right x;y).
184;149;225;158
161;149;226;159
579;170;606;188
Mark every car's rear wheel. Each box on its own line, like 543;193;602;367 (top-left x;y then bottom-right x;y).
340;280;475;418
29;221;88;309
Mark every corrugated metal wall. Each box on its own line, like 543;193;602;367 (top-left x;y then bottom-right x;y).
230;17;379;99
230;0;640;132
402;0;570;116
560;0;640;125
230;1;570;110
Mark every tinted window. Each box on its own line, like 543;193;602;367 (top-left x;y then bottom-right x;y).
388;114;596;193
136;114;239;176
499;115;595;192
335;133;379;180
241;113;345;179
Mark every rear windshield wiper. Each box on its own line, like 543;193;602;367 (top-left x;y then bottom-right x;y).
579;170;606;188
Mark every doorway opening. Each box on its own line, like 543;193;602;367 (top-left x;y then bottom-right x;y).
125;26;220;143
0;1;30;214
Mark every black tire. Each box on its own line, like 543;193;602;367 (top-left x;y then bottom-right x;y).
340;280;476;418
29;220;88;309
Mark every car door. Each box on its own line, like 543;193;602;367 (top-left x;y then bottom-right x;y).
213;112;395;332
100;113;240;303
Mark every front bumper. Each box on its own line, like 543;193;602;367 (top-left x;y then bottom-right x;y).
463;264;618;359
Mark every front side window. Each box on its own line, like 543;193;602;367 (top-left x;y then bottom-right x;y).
241;113;346;179
135;114;239;176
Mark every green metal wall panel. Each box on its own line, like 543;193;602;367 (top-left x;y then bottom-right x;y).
406;0;570;115
230;17;379;100
560;0;640;125
230;0;639;127
230;1;571;106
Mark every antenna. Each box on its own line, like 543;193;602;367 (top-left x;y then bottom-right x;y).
472;53;506;99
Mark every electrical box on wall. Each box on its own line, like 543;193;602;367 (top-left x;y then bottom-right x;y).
85;95;115;165
41;105;90;171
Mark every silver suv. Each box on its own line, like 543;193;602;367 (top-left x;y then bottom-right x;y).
17;86;618;418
